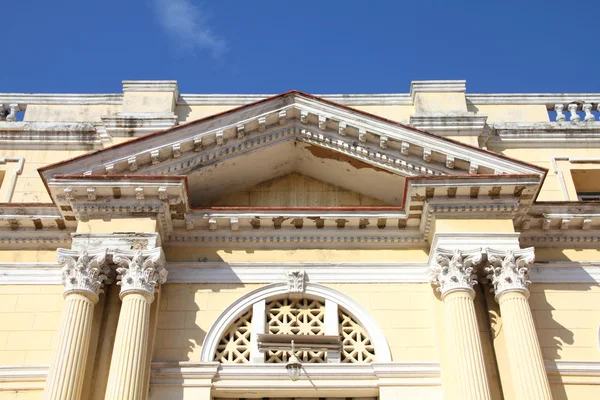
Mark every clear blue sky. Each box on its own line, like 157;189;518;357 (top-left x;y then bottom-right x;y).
2;0;598;94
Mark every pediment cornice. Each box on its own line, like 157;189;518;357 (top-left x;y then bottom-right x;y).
40;91;544;180
32;91;550;246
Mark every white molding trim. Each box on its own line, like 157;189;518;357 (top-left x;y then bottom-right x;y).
4;261;600;285
200;282;392;363
122;80;179;94
468;93;600;105
167;262;429;284
0;263;62;284
0;365;48;391
149;362;441;394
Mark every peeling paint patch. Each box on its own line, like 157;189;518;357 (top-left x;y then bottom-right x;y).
303;144;394;174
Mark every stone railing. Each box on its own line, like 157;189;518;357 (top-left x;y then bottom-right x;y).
0;103;25;121
551;102;600;122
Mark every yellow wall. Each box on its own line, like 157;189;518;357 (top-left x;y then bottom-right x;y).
23;104;120;123
469;104;549;122
153;282;437;363
163;247;429;263
0;285;63;365
531;283;600;361
207;172;388;207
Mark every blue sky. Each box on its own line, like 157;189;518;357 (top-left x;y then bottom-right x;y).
2;0;598;94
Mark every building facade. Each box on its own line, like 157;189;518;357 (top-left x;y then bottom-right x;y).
0;80;599;399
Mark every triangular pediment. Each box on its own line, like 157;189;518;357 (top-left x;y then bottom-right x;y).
40;90;545;210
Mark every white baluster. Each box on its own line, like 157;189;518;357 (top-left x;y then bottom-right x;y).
554;104;566;122
6;104;19;122
583;104;595;122
568;103;580;122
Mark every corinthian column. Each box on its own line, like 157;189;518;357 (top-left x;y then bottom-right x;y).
104;249;167;400
44;249;110;400
429;248;491;400
486;248;552;400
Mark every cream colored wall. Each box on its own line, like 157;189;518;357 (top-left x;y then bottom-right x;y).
530;283;600;361
163;247;429;263
329;283;437;361
469;104;549;122
497;148;600;201
153;282;437;363
0;149;85;203
208;172;389;207
351;105;413;123
122;92;175;114
414;92;467;114
23;104;119;123
0;285;63;365
154;283;262;362
176;105;238;123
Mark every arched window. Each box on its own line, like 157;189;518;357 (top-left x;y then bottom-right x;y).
201;282;390;364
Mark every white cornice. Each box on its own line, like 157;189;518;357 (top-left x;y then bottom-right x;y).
410;80;466;100
468;93;600;105
0;93;123;105
122;80;179;95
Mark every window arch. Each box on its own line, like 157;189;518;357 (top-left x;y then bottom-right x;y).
200;282;391;363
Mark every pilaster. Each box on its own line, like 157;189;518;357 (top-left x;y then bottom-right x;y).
43;249;110;400
485;247;552;400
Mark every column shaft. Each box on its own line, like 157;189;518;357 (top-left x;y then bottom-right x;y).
104;293;151;400
443;291;491;400
498;291;552;400
43;294;96;400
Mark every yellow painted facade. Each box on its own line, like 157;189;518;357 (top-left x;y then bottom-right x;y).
0;80;599;399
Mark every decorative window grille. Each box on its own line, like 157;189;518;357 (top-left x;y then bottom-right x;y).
213;296;376;364
265;298;326;363
214;309;252;363
339;310;376;363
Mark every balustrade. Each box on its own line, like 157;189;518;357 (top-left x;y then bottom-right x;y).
0;103;25;121
551;102;599;122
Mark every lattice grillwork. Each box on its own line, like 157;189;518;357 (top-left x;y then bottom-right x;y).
339;310;375;363
214;308;252;363
265;298;326;363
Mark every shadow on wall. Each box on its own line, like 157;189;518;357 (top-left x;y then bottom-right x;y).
486;259;596;400
147;280;246;399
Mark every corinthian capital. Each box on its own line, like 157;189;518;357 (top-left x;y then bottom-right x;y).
113;248;167;299
57;248;111;301
428;248;482;299
485;248;535;298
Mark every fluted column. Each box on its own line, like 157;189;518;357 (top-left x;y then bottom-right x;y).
44;249;110;400
104;249;167;400
429;248;491;400
486;248;552;400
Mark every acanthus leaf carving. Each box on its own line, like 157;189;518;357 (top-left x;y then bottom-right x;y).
485;247;534;298
428;248;482;298
57;248;111;300
285;269;306;294
113;248;168;299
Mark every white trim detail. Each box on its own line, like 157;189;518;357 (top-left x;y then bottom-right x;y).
200;282;392;363
250;300;266;363
5;261;600;285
